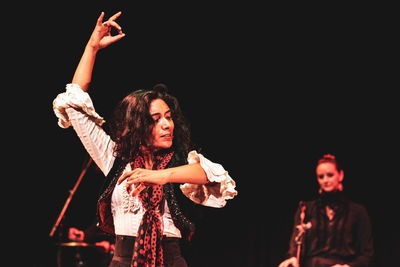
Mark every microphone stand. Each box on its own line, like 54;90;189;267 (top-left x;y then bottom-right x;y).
49;156;93;238
294;201;311;267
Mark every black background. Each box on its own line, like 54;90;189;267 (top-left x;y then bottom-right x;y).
11;2;398;266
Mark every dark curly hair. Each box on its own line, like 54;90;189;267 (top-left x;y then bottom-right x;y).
110;83;191;161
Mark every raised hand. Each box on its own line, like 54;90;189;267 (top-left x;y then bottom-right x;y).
87;11;125;51
72;11;126;90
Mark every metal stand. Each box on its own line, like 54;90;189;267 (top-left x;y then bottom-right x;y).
294;201;312;267
49;157;93;238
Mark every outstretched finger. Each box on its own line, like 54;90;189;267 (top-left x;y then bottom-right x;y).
109;33;126;43
97;12;105;26
109;11;122;22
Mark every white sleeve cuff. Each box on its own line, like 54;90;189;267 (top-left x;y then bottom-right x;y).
180;151;238;208
53;83;105;128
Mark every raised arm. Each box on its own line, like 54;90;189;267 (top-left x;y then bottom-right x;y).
72;11;125;91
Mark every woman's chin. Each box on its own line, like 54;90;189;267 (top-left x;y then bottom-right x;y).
155;142;173;150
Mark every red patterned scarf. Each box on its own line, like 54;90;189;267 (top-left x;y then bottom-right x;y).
130;151;174;267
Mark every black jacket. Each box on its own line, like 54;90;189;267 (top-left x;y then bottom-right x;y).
287;192;374;267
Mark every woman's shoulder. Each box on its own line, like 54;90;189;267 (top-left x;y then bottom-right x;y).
347;199;370;215
304;199;318;208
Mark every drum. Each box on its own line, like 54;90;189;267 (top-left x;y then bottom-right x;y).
56;242;113;267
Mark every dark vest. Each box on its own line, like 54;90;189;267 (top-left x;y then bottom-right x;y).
96;152;196;240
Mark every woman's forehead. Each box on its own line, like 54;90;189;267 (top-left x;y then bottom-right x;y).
149;99;170;114
316;162;336;172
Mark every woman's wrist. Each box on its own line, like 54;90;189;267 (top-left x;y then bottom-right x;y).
160;168;172;184
85;43;100;55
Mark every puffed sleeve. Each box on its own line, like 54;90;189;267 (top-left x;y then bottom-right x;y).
53;83;105;128
180;151;238;208
52;83;115;176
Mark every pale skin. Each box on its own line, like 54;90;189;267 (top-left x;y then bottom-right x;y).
316;162;344;195
72;11;125;92
278;162;348;267
71;12;208;196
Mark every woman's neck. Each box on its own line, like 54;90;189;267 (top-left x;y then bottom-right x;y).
143;154;154;169
140;146;156;169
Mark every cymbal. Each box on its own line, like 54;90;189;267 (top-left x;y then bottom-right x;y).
57;242;95;247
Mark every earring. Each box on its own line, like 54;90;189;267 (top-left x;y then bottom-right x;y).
338;183;343;192
318;187;323;194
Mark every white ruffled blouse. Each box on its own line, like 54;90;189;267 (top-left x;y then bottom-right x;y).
53;83;237;238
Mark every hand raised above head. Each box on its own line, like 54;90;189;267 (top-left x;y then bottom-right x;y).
88;11;125;51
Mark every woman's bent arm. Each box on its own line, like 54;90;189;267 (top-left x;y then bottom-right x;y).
72;12;125;91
